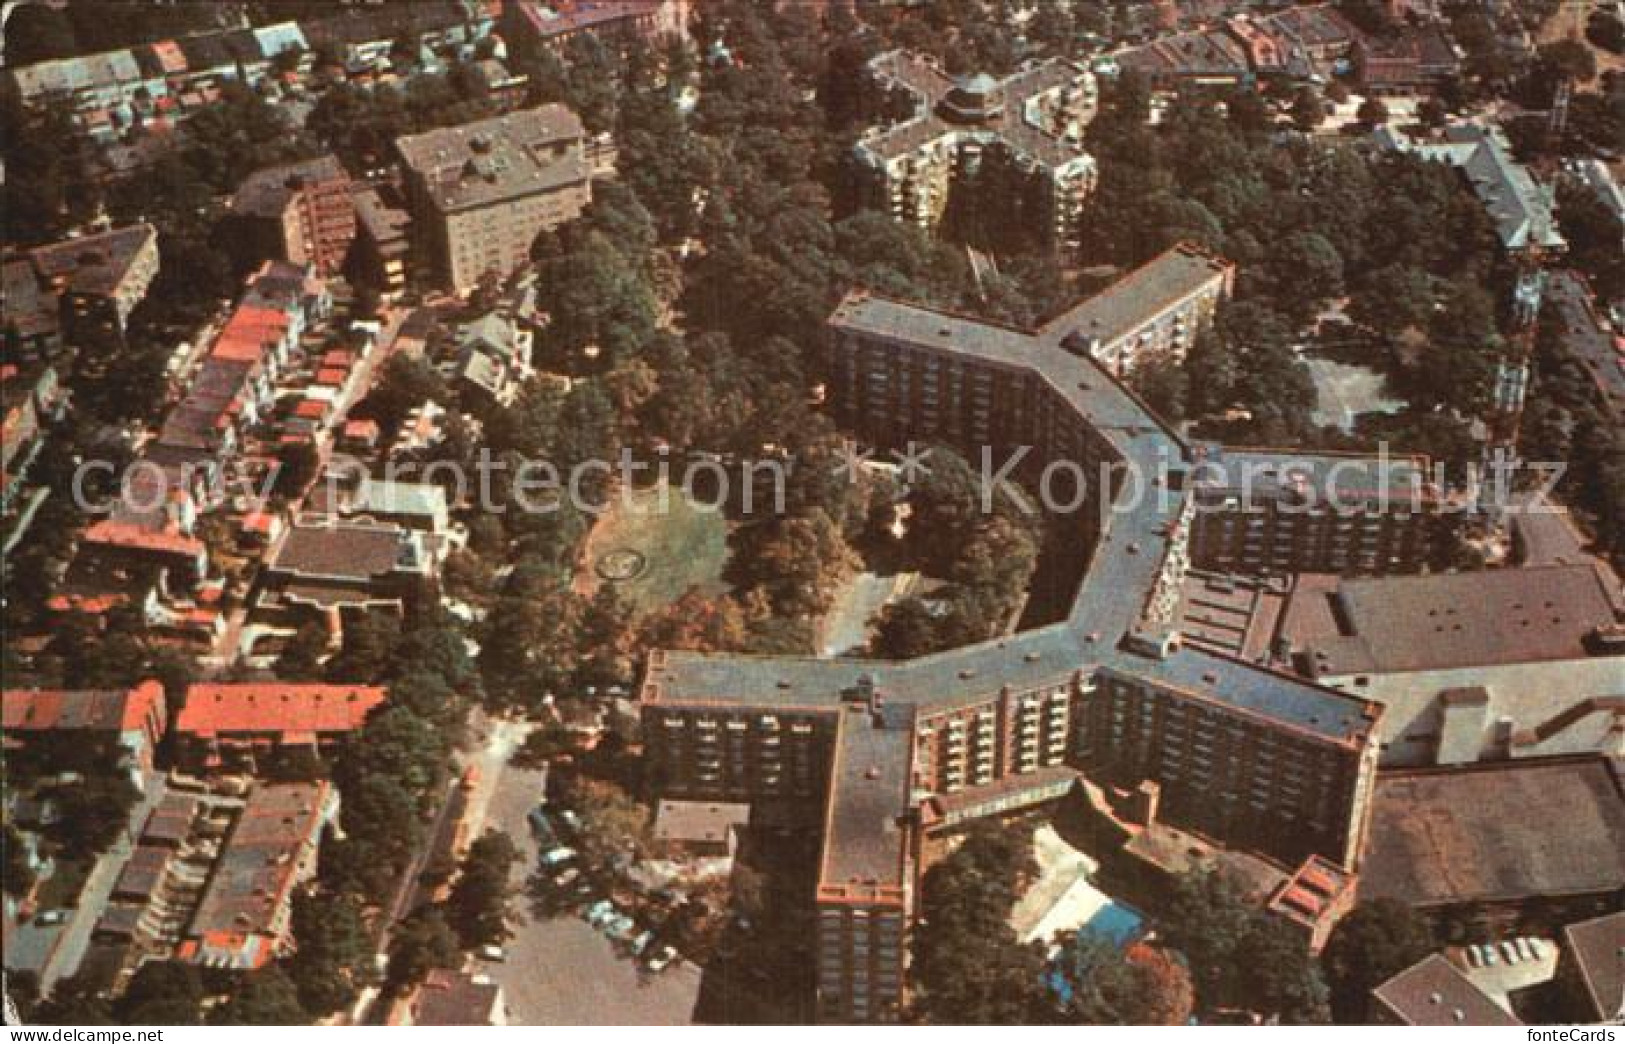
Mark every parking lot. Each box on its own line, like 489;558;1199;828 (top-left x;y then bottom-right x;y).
476;755;702;1025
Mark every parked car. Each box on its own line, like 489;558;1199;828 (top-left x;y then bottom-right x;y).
539;846;577;869
479;944;506;962
645;945;678;973
34;910;68;927
527;806;554;840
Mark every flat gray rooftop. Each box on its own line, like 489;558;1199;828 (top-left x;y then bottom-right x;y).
820;709;915;890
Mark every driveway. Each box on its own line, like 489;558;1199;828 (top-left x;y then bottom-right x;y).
819;571;919;656
474;746;702;1025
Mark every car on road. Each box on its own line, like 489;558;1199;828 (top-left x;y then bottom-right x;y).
479;944;506;962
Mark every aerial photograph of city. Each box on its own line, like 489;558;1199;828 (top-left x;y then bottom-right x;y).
1;0;1622;1031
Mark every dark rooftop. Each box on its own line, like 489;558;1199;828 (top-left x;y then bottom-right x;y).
857;50;1095;170
1562;910;1625;1023
1360;757;1625;907
1281;564;1622;677
819;708;914;896
396;105;587;213
269;519;419;582
232;156;349;219
27;224;156;300
412;969;504;1026
1372;954;1520;1026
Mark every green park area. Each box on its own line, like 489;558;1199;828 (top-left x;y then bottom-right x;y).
582;483;731;615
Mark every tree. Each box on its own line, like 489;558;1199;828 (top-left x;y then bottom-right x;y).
286;892;372;1016
568;778;649;876
274;622;331;680
1160;868;1329;1023
1416;96;1449;130
3;5;79;65
31;971;115;1026
117;961;205;1025
1128;351;1189;424
1125;943;1197;1025
1270;231;1345;323
1186;301;1317;443
1048;933;1195;1024
447;832;520;948
325;611;403;683
387;906;462;990
1321;900;1435;1023
1588;12;1625;54
364;354;447;435
272;440;320;501
1356;97;1390;126
4;823;38;897
1290;87;1326;132
732;508;858;620
910;822;1046;1023
1557;181;1625;303
46;771;140;860
211;967;309;1025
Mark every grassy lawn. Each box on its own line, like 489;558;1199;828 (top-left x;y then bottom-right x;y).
580;482;731;615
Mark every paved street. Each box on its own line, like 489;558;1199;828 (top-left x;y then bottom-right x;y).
5;776;168;991
474;750;702;1025
819;571;918;656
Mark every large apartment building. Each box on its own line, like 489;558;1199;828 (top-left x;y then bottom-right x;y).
1188;447;1448;576
503;0;690;54
643;267;1388;1021
10;224;160;348
396;105;594;294
854;51;1098;254
230;156;357;276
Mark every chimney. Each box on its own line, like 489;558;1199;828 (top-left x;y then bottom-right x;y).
1125;780;1161;827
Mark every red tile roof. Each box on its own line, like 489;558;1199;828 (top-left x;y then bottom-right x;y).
1;680;165;736
177;683;384;738
81;519;206;558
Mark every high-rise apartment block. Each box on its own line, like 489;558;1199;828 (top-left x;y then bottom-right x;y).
230;156;357;276
1188;447;1446;576
396;105;594;295
12;223;160;348
854;51;1099;254
643;258;1388;1021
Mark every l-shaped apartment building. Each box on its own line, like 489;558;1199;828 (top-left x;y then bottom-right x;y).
637;246;1456;1022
